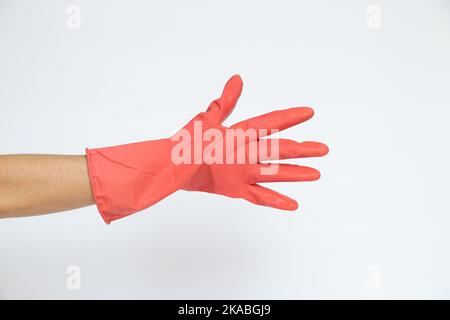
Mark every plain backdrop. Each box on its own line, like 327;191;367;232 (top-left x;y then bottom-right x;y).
1;0;450;299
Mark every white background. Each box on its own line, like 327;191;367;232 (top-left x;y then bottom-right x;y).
1;0;450;299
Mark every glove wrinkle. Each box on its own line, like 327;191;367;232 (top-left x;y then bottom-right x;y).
94;150;159;178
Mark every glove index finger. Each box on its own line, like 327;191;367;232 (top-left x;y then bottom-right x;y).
207;74;243;124
231;107;314;137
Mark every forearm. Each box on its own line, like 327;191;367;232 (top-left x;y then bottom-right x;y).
0;155;94;218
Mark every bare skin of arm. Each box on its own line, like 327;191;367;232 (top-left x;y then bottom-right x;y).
0;155;94;219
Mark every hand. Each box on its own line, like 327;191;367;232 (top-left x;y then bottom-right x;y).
178;75;328;210
86;75;329;223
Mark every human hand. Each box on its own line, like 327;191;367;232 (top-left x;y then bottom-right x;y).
86;75;328;223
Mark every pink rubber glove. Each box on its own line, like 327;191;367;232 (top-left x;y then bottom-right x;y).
86;75;328;224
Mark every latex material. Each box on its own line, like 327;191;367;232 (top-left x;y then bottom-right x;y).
86;75;328;224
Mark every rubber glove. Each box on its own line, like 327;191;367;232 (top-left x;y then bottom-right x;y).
86;75;328;224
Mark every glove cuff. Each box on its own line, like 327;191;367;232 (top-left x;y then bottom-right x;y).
86;139;176;224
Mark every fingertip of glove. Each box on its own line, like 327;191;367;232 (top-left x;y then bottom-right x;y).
298;106;315;118
311;169;321;181
226;75;243;94
230;74;243;84
286;200;299;211
283;107;314;124
276;195;298;211
316;142;329;156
